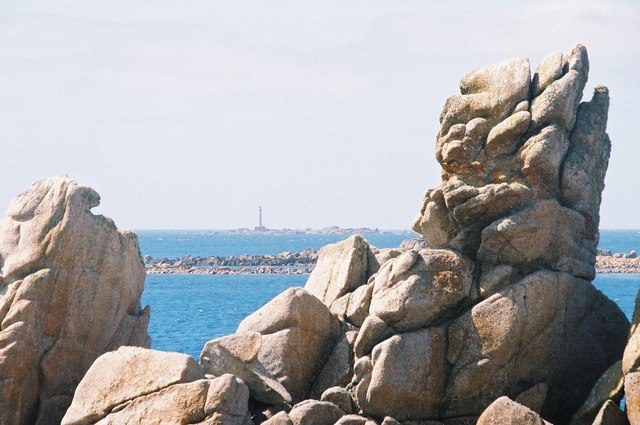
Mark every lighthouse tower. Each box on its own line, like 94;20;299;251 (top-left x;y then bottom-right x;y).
255;206;267;231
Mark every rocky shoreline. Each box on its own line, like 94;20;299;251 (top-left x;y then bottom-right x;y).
144;249;640;275
4;45;640;425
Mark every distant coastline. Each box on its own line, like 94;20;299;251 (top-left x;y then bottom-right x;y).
203;226;413;235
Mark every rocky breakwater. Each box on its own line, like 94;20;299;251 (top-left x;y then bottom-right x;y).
144;250;318;275
596;250;640;274
63;45;629;425
0;176;150;424
144;246;640;275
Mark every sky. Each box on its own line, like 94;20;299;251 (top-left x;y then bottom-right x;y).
0;1;638;230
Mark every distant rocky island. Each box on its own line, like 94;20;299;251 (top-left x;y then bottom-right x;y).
212;226;413;236
3;44;640;425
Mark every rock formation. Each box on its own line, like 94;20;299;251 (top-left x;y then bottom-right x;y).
477;397;552;425
65;44;628;425
62;347;250;424
192;44;628;425
407;44;624;423
345;44;623;424
201;287;342;405
0;176;149;424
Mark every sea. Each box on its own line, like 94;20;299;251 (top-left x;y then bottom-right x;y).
138;229;640;358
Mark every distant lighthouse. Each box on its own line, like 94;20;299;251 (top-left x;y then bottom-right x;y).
255;206;266;231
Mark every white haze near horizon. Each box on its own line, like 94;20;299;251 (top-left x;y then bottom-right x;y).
1;1;638;230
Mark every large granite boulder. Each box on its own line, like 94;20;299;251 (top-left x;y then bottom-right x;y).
445;271;625;420
477;397;552;425
201;287;341;405
0;176;149;425
368;249;474;332
62;347;250;424
355;326;448;420
304;235;378;317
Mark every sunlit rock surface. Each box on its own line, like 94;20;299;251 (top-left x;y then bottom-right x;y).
0;176;149;425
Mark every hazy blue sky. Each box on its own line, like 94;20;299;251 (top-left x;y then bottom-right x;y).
1;1;638;229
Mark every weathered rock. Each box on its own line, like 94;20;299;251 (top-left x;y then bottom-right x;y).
262;411;293;425
485;110;531;156
359;45;625;424
307;331;357;399
201;287;340;404
624;290;640;425
446;271;626;422
335;414;369;425
519;124;570;195
531;51;563;96
62;347;249;425
591;400;627;425
438;56;530;141
476;397;552;425
478;199;594;279
304;235;378;306
287;400;343;425
624;290;640;372
374;247;405;266
0;176;149;425
320;386;354;414
570;360;623;425
356;327;447;420
368;249;474;332
398;237;428;251
628;373;640;425
413;188;459;249
479;264;514;298
354;315;393;358
200;332;292;404
515;383;548;414
330;283;373;327
561;86;610;246
531;45;588;132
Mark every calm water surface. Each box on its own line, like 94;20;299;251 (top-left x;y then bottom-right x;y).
138;231;417;257
137;229;640;258
142;272;640;358
142;274;305;358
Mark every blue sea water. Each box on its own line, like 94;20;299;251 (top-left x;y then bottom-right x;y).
139;229;640;358
137;230;415;258
142;274;306;358
137;229;639;258
593;274;640;319
598;229;640;253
